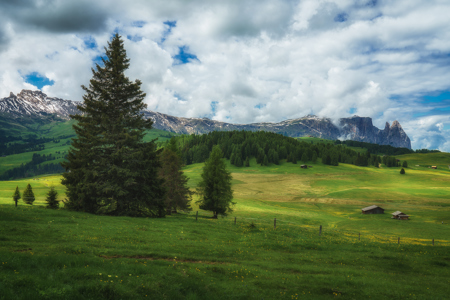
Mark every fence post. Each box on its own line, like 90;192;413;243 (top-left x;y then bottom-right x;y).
319;225;322;236
398;237;400;244
234;217;236;225
359;232;360;241
432;238;434;246
196;211;198;221
274;218;276;230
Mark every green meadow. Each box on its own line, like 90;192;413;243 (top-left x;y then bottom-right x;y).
1;151;449;299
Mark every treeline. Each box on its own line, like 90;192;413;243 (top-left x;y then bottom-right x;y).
0;133;75;156
164;131;390;168
0;153;64;180
336;140;414;155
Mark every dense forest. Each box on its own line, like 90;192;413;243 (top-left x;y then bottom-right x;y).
336;140;440;155
0;130;411;181
0;153;65;180
165;130;399;168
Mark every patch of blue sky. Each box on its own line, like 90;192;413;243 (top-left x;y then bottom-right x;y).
127;35;142;42
131;21;146;28
210;101;218;113
349;107;357;114
254;104;265;109
444;124;450;131
173;46;199;65
334;13;348;23
365;0;378;7
418;52;450;66
161;21;176;43
174;93;187;103
83;36;97;49
422;91;450;103
23;72;54;89
93;55;107;67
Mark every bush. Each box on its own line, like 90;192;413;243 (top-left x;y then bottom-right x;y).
400;168;405;175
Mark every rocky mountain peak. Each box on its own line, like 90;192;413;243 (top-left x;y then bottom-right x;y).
0;89;79;120
0;89;412;149
391;120;402;128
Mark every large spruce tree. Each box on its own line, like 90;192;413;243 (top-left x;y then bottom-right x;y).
61;34;165;217
196;145;234;218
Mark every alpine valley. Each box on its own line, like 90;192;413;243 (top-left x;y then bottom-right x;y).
0;90;411;149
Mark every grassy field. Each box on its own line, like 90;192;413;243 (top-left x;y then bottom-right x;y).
1;152;449;299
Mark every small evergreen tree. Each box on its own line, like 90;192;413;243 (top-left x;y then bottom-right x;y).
273;152;279;165
159;148;192;214
196;146;234;218
235;155;243;167
244;156;250;167
301;152;308;163
402;161;408;168
23;183;35;205
400;168;405;174
263;155;269;166
12;186;21;207
45;187;59;209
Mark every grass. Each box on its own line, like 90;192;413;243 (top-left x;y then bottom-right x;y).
1;205;449;299
1;152;450;299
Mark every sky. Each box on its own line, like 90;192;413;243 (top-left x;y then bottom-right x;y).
0;0;449;151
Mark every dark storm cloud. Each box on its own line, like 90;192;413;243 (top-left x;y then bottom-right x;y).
1;0;109;33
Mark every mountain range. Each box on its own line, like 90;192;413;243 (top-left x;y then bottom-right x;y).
0;90;412;149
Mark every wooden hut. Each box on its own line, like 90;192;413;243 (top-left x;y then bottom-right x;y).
391;211;409;220
431;166;437;169
300;165;308;169
361;205;384;214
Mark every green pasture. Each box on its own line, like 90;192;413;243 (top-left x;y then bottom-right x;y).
1;152;450;298
1;204;449;299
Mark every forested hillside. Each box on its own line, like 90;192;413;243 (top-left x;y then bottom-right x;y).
167;131;396;168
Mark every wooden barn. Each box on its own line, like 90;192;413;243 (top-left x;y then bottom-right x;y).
391;211;410;220
431;166;437;169
300;165;308;169
361;205;384;214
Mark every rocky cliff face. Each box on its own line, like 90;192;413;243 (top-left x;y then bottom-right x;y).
0;90;79;119
0;90;412;149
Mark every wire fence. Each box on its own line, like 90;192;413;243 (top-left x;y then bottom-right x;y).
188;211;450;247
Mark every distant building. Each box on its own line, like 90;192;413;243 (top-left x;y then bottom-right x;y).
391;211;409;220
300;165;308;169
431;166;437;169
361;205;384;214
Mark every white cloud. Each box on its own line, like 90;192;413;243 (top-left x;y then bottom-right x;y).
0;0;450;150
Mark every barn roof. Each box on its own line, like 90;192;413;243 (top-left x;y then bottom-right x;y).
392;211;404;216
361;205;383;211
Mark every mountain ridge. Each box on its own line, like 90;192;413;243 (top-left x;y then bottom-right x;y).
0;90;412;149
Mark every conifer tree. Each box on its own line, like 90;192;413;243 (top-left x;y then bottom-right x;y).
61;34;165;217
400;168;405;174
402;161;408;168
301;152;308;163
158;148;192;214
23;183;35;205
244;156;250;167
12;186;21;207
196;146;234;218
45;186;59;209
